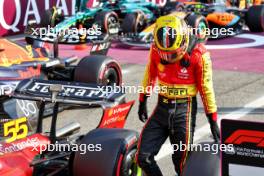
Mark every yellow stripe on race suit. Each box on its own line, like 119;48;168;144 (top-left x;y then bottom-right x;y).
158;81;198;99
200;52;217;113
183;99;192;165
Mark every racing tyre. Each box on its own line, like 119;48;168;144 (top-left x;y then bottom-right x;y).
122;12;146;33
185;14;209;43
40;7;64;27
74;55;122;86
40;9;53;27
72;129;139;176
246;5;264;32
95;11;119;35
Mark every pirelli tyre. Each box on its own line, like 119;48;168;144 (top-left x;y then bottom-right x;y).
72;128;141;176
246;5;264;32
185;14;209;43
95;11;119;35
73;55;122;86
40;7;64;27
122;12;146;33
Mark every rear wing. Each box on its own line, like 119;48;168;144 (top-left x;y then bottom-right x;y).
9;79;133;143
12;79;124;106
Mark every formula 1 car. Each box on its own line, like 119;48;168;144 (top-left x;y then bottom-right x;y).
0;79;142;176
226;0;263;9
120;11;209;48
0;35;122;130
97;0;160;33
38;0;160;38
39;1;119;37
179;2;264;34
120;2;264;48
39;0;179;39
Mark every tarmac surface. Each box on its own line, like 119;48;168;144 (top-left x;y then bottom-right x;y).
13;32;264;175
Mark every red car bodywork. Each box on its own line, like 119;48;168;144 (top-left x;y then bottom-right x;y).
0;134;50;176
0;101;134;176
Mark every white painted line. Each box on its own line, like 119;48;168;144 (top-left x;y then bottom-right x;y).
155;95;264;160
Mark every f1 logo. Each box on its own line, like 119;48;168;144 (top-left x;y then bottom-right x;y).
225;130;264;147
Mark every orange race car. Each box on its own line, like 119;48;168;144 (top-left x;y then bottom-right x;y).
120;1;264;48
225;0;263;9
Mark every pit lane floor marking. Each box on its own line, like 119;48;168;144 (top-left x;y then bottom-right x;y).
206;34;264;49
155;95;264;160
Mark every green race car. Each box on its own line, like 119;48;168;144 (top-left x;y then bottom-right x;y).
30;0;164;41
28;0;178;43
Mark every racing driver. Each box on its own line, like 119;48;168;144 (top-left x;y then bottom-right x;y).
137;15;220;176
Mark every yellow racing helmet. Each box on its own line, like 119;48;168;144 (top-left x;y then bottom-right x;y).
153;15;189;63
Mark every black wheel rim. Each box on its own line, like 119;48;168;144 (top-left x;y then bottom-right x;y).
103;67;119;86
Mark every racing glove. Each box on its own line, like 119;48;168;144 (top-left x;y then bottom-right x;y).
207;112;220;143
138;94;148;123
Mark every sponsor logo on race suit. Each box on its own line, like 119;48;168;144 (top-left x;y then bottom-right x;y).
178;67;189;79
166;87;188;96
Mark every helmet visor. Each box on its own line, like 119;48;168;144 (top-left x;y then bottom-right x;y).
156;27;177;49
157;47;184;63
